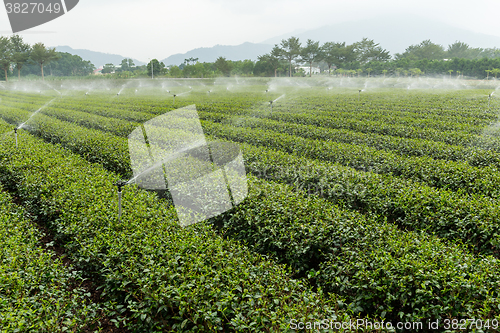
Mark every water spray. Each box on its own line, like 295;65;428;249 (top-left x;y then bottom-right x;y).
115;180;128;222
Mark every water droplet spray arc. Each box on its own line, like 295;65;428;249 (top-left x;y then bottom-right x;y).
119;105;248;227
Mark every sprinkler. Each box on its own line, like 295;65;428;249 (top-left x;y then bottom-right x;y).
269;100;273;113
14;127;18;148
208;90;211;95
117;93;120;96
85;92;88;96
358;89;362;101
265;89;269;93
115;180;128;222
173;94;177;105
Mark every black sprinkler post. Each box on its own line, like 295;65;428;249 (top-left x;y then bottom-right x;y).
14;127;18;148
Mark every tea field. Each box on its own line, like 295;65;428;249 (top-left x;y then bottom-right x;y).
1;78;500;332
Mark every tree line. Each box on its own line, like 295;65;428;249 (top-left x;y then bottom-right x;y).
144;38;500;79
253;37;500;79
3;35;500;80
0;35;95;81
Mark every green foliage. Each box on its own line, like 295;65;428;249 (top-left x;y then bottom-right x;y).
147;59;165;77
214;56;232;77
0;185;101;331
2;85;500;326
0;129;354;331
29;43;60;80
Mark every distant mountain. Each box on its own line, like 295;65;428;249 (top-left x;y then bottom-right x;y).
161;42;273;66
261;15;500;55
54;46;146;68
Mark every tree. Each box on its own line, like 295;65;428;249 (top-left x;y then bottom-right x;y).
410;68;422;77
257;45;282;77
353;38;390;64
448;69;454;79
321;42;357;74
102;63;115;74
214;56;231;76
365;67;373;77
119;58;135;72
485;69;492;80
49;52;95;76
30;43;60;80
278;36;301;77
396;40;445;61
447;41;483;60
321;42;339;75
10;35;30;80
491;68;500;79
300;39;321;77
168;65;182;78
184;57;199;66
147;59;165;78
0;37;12;82
382;69;388;77
239;59;255;76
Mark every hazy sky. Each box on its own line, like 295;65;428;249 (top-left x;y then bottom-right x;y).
1;0;500;62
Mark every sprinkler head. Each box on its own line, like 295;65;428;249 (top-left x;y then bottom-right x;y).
14;127;17;134
173;94;177;97
115;180;128;192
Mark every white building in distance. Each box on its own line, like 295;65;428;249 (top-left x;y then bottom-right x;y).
296;66;321;75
